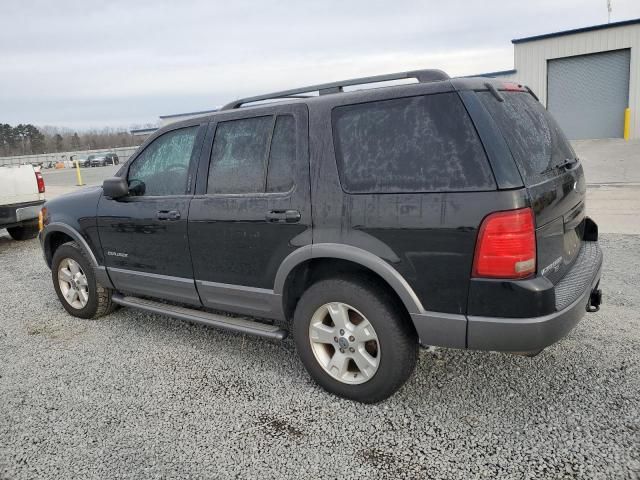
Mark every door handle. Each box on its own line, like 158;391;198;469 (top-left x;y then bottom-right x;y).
265;209;301;223
157;210;181;220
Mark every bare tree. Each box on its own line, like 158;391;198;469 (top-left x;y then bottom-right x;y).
0;123;152;156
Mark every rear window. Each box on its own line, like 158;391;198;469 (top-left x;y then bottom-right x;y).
332;92;495;194
478;91;576;186
207;115;297;194
208;116;273;194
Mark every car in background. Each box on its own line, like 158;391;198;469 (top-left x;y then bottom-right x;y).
89;153;120;167
72;156;91;168
105;153;119;165
89;155;107;167
0;163;45;240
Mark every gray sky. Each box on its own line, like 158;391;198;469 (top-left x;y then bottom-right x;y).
1;0;639;130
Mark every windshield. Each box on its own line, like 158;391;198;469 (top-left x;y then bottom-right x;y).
478;91;577;186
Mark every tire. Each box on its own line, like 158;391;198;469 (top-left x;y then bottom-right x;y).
292;276;418;403
51;241;116;319
7;221;39;240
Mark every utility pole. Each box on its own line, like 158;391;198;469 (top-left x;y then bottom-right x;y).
607;0;612;23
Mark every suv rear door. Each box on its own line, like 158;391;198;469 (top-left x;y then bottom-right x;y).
477;87;585;283
188;103;310;318
97;123;206;305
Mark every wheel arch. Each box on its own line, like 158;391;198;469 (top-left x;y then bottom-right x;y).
43;223;115;289
42;223;99;268
275;244;425;321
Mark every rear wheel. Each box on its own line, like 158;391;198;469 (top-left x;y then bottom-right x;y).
293;277;418;403
52;241;116;319
7;221;38;240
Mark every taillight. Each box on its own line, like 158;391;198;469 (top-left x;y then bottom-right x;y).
472;208;536;279
35;171;45;193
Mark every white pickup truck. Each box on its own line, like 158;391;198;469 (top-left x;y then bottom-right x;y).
0;163;45;240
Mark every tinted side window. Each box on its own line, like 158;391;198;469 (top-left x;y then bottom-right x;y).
332;93;495;193
208;116;272;194
266;115;295;193
128;126;198;196
478;91;576;185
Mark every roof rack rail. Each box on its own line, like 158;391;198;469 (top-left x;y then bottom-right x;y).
221;69;450;110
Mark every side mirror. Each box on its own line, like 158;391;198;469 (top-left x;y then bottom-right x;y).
103;177;129;199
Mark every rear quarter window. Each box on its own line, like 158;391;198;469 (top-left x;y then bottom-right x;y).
331;92;495;193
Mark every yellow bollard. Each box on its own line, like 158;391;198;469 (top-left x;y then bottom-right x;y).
75;160;84;186
623;108;631;141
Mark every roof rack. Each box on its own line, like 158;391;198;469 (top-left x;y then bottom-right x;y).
221;69;450;110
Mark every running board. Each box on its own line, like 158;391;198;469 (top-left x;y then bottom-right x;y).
111;293;288;340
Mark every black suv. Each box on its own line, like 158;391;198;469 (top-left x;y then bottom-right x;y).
39;70;603;403
105;152;120;165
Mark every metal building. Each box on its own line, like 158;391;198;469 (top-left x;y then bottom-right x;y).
129;110;219;139
489;18;639;140
159;109;219;127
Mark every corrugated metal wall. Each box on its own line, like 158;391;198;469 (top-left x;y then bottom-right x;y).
507;23;639;139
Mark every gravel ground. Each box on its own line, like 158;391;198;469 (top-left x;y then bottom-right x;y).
0;233;638;479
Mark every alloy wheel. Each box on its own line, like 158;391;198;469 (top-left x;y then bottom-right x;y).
308;302;380;385
57;258;89;309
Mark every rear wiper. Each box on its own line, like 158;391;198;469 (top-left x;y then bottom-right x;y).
484;82;504;102
541;158;578;175
558;158;578;169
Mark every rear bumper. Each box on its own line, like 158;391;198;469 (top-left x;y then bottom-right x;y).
410;241;603;352
0;200;44;228
466;242;602;352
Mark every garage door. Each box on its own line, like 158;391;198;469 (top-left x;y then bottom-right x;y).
547;49;630;140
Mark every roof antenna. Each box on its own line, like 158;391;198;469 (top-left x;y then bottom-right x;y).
607;0;612;23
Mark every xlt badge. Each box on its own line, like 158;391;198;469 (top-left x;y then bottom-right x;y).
541;256;562;276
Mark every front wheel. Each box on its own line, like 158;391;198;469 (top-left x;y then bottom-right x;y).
293;277;418;403
51;241;116;319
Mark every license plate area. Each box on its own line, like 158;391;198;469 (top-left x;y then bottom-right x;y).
15;205;40;222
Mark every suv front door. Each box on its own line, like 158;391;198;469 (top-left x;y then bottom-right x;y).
188;104;311;318
97;123;205;305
